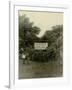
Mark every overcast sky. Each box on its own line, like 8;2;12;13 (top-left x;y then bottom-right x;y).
19;11;63;37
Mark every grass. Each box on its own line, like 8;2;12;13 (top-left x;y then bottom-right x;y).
19;60;63;79
31;60;63;78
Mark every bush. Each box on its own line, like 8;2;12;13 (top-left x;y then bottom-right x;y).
30;47;56;62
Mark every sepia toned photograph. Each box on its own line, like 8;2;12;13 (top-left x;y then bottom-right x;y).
19;10;63;79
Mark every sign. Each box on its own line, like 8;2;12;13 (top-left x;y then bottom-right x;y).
34;43;48;50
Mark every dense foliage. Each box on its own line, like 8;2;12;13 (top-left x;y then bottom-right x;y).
19;15;63;62
31;25;63;62
19;15;40;56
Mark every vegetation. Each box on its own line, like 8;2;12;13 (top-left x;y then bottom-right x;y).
19;15;40;56
19;15;63;63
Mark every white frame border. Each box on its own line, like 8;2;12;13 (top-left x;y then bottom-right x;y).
9;0;72;89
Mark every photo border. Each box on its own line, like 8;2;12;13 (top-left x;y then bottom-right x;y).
9;1;71;89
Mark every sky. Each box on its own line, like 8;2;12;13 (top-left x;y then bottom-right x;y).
19;10;63;37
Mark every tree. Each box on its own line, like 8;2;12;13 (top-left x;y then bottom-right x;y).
19;15;41;58
32;25;63;62
41;25;63;46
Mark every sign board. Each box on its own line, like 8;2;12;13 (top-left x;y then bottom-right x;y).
34;43;48;50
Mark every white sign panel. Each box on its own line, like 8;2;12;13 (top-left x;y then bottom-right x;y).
34;43;48;50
